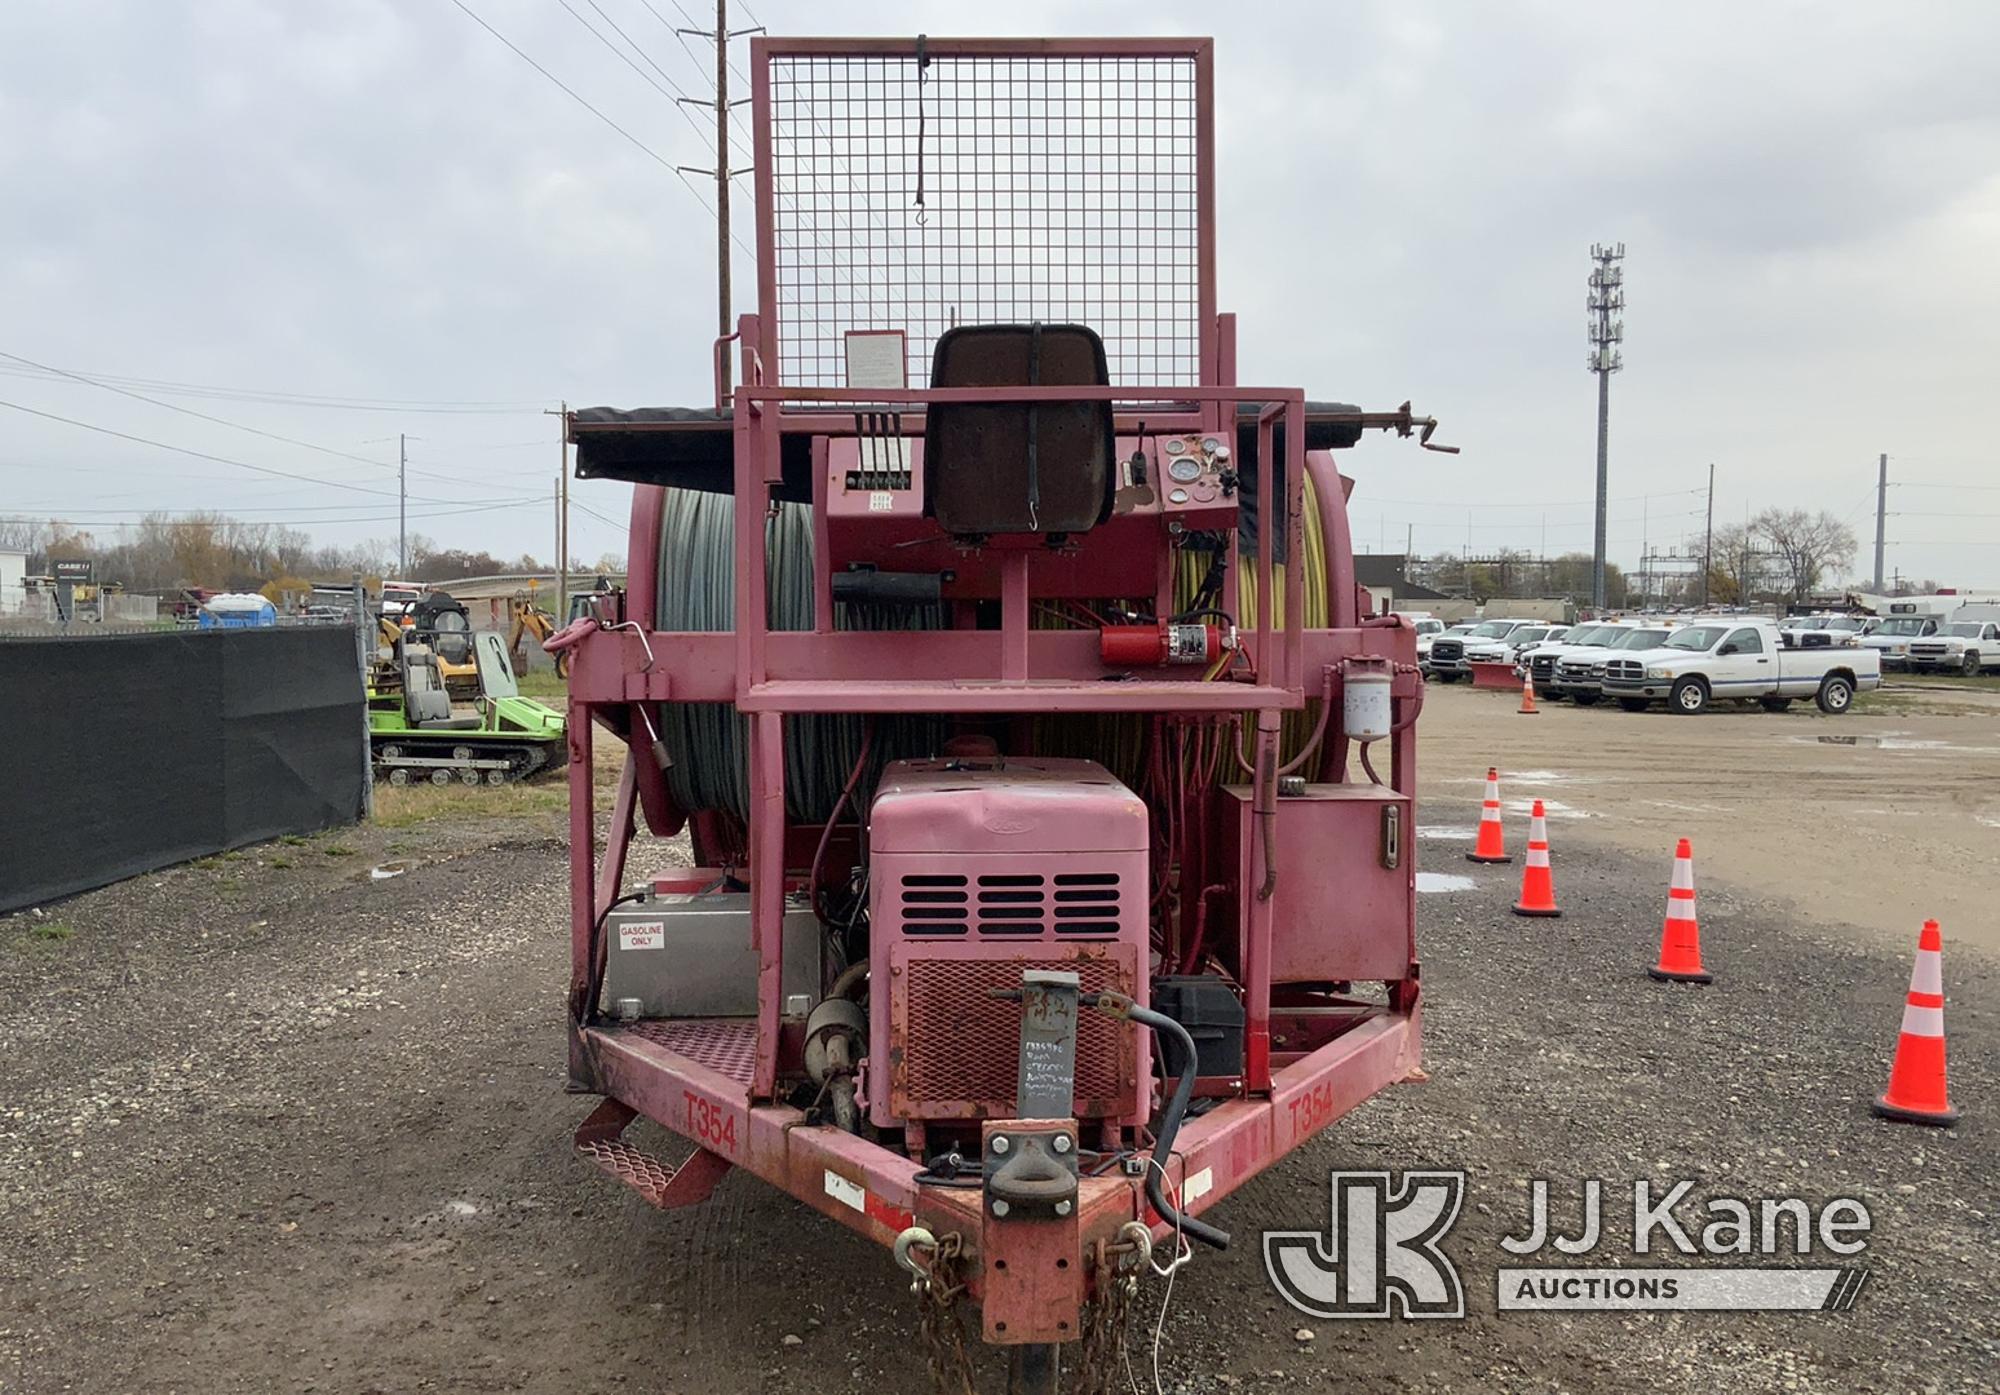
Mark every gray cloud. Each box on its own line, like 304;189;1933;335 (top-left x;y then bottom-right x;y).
3;0;1996;582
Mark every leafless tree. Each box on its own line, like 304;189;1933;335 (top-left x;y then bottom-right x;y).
1753;509;1857;604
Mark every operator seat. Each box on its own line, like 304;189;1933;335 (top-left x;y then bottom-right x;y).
399;642;480;730
922;323;1115;537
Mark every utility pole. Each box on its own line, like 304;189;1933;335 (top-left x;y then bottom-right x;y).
1873;452;1888;592
1702;462;1715;607
1586;243;1625;611
714;0;731;395
676;2;760;395
398;431;407;578
544;401;569;624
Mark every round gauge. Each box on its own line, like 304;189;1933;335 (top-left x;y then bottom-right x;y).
1212;444;1231;462
1200;436;1221;454
1163;438;1186;455
1167;487;1190;505
1191;483;1218;503
1167;457;1202;483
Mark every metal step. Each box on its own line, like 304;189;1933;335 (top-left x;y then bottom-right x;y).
572;1099;731;1210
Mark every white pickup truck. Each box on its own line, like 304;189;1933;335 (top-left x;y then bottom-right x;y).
1906;619;2000;675
1863;615;1940;670
1599;620;1882;714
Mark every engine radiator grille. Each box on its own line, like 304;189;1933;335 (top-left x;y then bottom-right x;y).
899;871;1124;938
890;948;1138;1120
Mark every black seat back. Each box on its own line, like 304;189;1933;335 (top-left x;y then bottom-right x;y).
922;324;1114;536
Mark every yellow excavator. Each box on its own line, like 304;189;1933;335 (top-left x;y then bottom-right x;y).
506;594;569;678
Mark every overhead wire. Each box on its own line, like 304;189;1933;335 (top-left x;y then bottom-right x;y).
447;0;741;246
0;363;550;412
0;347;401;474
554;0;716;145
3;497;546;529
0;396;523;507
1;398;408;501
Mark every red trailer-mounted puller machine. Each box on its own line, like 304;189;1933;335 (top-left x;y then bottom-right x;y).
554;34;1454;1392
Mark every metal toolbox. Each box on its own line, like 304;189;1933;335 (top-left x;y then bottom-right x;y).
602;891;821;1019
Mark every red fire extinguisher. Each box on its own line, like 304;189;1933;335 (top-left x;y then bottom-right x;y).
1098;620;1229;668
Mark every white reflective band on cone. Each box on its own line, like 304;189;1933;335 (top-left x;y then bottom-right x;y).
1671;859;1695;892
1527;847;1550;867
1911;952;1943;996
1900;1003;1946;1037
1664;899;1698;922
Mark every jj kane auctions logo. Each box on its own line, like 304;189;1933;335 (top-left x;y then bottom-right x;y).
1266;1172;1873;1317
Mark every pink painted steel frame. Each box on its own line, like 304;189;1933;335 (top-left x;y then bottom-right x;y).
559;31;1425;1337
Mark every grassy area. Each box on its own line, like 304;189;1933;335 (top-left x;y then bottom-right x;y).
369;779;567;829
1883;671;1996;689
515;668;568;700
27;921;73;943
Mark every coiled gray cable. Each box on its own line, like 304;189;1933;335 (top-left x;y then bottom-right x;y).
654;487;942;823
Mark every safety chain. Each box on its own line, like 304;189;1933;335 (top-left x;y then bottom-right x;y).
898;1228;978;1395
1074;1222;1154;1395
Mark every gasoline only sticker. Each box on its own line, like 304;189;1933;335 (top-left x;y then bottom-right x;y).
618;920;665;952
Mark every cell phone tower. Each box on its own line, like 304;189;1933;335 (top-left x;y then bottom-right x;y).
1587;243;1625;610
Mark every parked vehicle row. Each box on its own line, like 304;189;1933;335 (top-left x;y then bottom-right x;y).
1403;599;1998;713
1600;620;1881;714
1425;618;1570;682
1421;611;1881;716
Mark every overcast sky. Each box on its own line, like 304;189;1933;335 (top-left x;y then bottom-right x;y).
4;1;1997;585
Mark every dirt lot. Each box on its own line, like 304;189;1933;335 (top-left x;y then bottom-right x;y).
2;689;1994;1394
1416;678;2000;955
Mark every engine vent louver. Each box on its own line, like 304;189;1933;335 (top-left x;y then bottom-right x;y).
899;871;1122;938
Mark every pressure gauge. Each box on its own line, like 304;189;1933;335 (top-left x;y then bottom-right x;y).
1200;436;1221;455
1167;457;1202;483
1168;488;1190;505
1163;438;1186;455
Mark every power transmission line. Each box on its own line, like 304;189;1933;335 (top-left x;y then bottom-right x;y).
554;0;717;150
447;0;729;229
0;348;402;473
569;497;628;529
0;363;548;412
0;397;416;500
2;497;545;529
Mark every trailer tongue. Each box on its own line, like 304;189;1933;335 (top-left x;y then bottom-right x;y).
556;35;1450;1391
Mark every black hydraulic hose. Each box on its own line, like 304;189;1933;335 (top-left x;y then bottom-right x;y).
1125;1001;1231;1251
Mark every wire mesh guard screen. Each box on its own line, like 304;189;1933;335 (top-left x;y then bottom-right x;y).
766;50;1204;394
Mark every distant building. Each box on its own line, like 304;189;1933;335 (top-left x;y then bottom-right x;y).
1352;554;1466;620
0;549;24;614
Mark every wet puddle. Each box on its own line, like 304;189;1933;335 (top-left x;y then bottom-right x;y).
1792;733;2000;754
1416;872;1478;893
1418;825;1475;841
1504;797;1595;820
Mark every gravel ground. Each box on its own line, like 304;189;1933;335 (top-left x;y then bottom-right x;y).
1;774;1992;1393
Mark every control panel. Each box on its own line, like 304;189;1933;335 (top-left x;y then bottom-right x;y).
1152;432;1237;522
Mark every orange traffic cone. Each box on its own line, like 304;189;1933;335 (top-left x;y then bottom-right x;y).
1647;838;1712;983
1873;920;1959;1127
1466;767;1511;864
1518;674;1539;715
1512;800;1560;916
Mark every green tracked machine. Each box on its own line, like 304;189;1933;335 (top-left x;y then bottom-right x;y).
368;629;565;785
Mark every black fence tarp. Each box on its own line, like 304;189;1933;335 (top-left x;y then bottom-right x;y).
0;628;365;913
